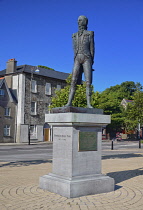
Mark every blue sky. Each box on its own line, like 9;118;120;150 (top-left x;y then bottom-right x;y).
0;0;143;92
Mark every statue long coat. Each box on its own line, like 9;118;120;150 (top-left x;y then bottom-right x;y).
72;30;95;85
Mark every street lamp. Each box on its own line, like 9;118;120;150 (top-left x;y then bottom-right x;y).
28;66;40;145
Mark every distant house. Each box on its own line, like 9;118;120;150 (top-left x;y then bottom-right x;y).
121;98;133;109
0;58;69;143
0;77;17;143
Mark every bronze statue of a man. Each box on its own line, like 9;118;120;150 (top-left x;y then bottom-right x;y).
65;15;95;108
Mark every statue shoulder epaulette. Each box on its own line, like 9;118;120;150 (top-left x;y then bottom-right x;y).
84;31;94;36
89;31;94;36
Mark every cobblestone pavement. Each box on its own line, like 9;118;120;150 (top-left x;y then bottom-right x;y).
1;151;143;210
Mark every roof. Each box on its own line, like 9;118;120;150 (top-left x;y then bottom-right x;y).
0;65;69;81
0;78;17;103
0;78;4;88
0;69;6;76
123;99;133;103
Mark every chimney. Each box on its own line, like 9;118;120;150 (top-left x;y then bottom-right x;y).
6;58;17;74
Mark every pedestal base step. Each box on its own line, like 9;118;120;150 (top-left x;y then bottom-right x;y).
39;173;115;198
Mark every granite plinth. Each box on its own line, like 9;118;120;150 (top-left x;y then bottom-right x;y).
40;111;114;198
45;112;110;126
51;106;103;114
40;173;114;198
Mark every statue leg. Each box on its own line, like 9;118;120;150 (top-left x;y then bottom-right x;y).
65;84;76;107
83;59;93;108
65;60;80;107
86;85;93;108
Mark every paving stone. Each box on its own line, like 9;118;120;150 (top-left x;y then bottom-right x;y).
1;153;143;209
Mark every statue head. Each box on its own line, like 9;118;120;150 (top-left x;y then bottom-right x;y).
78;15;88;29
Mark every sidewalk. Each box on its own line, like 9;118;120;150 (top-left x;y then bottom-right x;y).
0;141;52;146
1;151;143;209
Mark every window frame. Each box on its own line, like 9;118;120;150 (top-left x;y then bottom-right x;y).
31;80;37;93
0;89;4;96
56;84;61;90
5;107;11;116
45;83;52;95
31;101;37;115
4;125;10;136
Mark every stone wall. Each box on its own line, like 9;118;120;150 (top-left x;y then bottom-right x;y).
24;73;67;126
0;72;67;143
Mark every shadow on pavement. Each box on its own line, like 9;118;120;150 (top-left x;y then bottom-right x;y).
115;185;122;190
0;159;52;168
107;167;143;184
102;153;143;159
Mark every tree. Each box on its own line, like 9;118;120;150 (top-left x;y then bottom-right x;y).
50;74;90;108
38;65;55;71
125;90;143;131
106;113;125;134
50;78;143;137
94;81;142;135
97;81;142;114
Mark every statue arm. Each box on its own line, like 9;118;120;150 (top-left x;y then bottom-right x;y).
72;33;77;60
90;31;95;64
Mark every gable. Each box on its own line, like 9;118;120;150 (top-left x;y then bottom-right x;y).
0;78;15;103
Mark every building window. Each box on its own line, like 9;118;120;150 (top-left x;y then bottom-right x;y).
31;80;37;93
4;125;10;136
31;102;37;115
5;107;10;116
57;84;61;90
30;125;37;138
0;89;4;96
45;83;51;95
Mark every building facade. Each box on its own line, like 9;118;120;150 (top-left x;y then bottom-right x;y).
0;78;17;143
0;59;69;143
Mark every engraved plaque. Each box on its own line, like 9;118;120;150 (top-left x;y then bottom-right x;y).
78;131;97;151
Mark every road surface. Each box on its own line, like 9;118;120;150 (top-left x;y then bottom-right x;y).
0;141;142;162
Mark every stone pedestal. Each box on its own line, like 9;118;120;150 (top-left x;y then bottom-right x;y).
39;110;114;198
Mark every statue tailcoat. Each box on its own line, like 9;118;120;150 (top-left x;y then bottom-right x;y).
72;30;95;63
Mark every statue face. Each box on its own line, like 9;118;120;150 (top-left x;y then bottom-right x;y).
78;16;88;27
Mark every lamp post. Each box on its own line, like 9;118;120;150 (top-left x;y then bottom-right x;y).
28;66;40;145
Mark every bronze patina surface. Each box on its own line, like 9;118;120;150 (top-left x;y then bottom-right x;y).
78;131;97;151
65;15;95;108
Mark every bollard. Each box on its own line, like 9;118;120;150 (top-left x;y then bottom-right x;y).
28;126;31;145
139;139;141;149
111;139;114;150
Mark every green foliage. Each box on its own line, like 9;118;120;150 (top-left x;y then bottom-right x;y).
50;77;142;134
91;91;100;108
50;74;97;108
50;85;70;108
38;65;55;71
96;81;141;114
50;74;72;108
93;81;142;133
106;113;125;133
50;80;88;108
72;83;87;108
65;74;72;84
125;90;143;130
